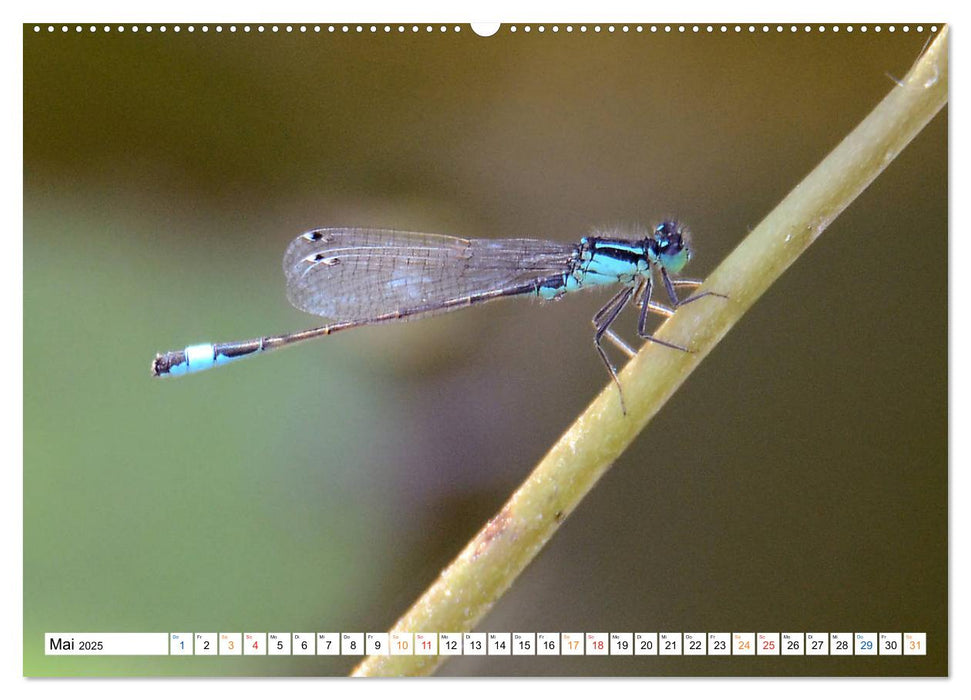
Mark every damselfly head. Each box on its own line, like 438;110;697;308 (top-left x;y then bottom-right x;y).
651;219;691;273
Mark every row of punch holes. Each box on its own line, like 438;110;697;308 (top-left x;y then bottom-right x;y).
33;24;937;36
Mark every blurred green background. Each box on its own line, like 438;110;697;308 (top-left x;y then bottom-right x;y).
24;23;946;676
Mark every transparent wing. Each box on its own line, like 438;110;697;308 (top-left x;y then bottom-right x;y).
283;228;577;321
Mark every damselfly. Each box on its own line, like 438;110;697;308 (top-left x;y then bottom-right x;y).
152;221;724;406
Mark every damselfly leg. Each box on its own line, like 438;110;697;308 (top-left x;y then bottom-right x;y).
634;276;690;351
592;272;727;413
592;285;636;393
660;268;729;308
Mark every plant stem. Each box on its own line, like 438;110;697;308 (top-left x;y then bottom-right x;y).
351;26;948;677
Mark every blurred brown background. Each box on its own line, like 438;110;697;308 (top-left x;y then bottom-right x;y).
24;23;946;676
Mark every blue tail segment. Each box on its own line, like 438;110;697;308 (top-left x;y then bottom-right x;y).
152;342;258;377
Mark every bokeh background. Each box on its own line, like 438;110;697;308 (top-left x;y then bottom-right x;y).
24;23;946;676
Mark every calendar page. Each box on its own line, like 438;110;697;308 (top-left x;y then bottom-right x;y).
22;15;947;680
